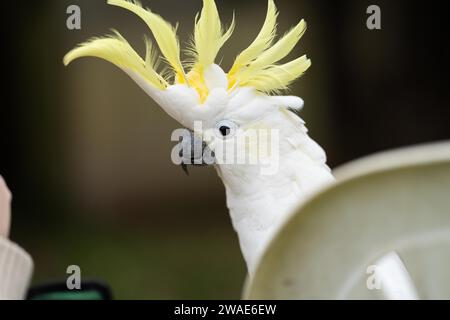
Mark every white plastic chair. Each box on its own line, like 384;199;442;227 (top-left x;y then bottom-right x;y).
244;141;450;299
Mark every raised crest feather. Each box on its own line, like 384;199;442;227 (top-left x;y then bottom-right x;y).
107;0;186;83
228;0;278;87
63;30;168;89
192;0;235;68
64;0;310;100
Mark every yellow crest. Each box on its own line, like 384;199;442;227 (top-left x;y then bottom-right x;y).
64;0;311;102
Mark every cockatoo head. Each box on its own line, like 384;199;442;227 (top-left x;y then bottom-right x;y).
64;0;311;171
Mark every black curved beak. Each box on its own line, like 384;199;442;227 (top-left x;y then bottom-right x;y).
178;130;214;175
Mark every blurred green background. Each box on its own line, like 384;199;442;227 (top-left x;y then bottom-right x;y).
1;0;449;299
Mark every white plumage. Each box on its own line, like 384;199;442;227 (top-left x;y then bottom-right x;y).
64;0;334;274
131;64;334;273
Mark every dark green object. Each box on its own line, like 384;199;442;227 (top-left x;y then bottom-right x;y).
27;281;112;300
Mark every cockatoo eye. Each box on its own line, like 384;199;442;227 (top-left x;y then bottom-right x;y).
215;120;238;138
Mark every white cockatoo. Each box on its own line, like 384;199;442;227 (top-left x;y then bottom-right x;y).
64;0;334;274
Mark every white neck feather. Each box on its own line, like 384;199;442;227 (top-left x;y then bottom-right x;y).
215;111;334;274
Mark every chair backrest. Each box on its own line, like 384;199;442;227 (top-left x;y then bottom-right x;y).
244;141;450;299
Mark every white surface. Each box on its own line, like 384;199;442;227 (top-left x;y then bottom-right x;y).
244;141;450;299
372;251;419;300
